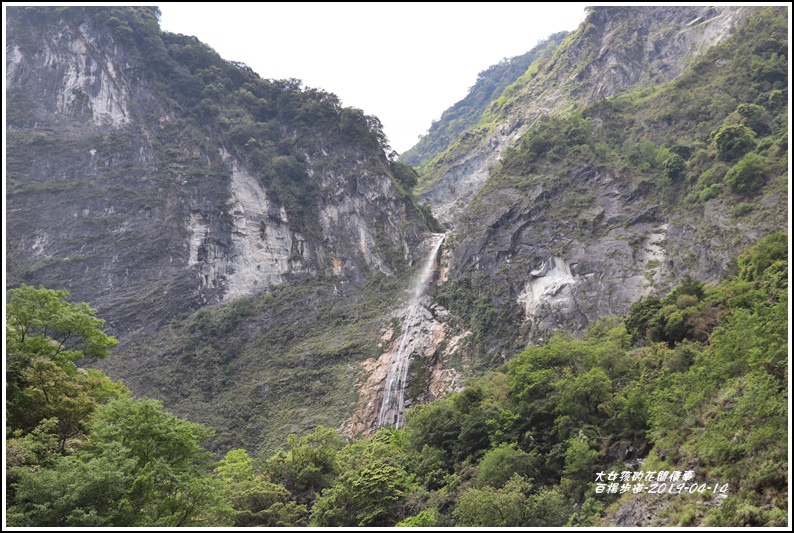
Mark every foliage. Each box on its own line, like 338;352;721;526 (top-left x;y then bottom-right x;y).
476;443;540;488
713;124;757;161
662;153;686;180
7;285;118;391
7;234;787;527
435;272;524;362
396;508;437;527
402;32;567;169
5;287;238;526
266;426;346;503
9;397;234;526
6;5;788;527
389;160;420;192
724;152;766;195
310;431;416;526
6;285;128;456
454;475;568;527
216;449;308;526
736;231;787;283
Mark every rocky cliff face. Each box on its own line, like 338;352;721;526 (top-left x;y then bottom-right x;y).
412;5;786;347
6;6;787;454
419;6;748;224
6;7;436;452
7;7;429;339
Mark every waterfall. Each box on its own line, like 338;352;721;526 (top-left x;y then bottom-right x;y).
378;233;445;428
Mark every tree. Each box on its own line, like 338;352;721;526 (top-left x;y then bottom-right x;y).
736;232;787;283
476;443;540;489
662;153;686;180
454;474;567;526
554;368;613;424
725;152;766;195
713;124;756;161
87;397;233;526
216;449;308;526
389;160;419;192
6;285;125;442
6;284;118;366
625;296;663;344
310;461;413;526
266;426;345;503
9;397;233;526
735;103;771;135
16;359;122;451
396;509;437;527
559;437;599;502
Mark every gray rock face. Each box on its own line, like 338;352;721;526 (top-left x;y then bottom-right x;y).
414;6;788;345
420;6;748;225
6;9;427;342
448;167;672;342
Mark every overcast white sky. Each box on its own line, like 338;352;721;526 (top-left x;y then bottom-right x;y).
158;2;588;153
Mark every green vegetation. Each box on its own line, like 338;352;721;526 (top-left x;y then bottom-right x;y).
6;6;788;527
9;234;786;526
435;272;524;368
5;285;232;526
401;32;567;169
427;7;788;361
118;274;409;455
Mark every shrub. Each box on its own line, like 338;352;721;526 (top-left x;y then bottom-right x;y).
663;153;686;180
713;124;756;161
725;152;766;195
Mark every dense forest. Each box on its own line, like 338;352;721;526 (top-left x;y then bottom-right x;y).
6;233;787;526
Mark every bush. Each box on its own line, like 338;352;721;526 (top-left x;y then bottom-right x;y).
713;124;756;161
725;152;766;195
735;103;771;135
663;153;686;180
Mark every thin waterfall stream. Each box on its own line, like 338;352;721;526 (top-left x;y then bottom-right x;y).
378;233;445;428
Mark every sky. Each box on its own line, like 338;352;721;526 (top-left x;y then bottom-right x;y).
158;2;588;154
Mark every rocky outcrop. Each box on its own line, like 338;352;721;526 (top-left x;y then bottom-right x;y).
411;6;789;346
342;234;465;438
344;301;464;439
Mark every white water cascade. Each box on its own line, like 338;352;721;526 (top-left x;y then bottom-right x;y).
378;233;445;428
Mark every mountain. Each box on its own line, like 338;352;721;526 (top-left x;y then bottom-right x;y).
6;6;441;452
5;6;788;457
412;5;788;355
4;4;788;528
399;31;567;169
417;6;752;223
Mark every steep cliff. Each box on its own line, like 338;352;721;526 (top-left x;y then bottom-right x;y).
418;6;750;223
6;7;437;452
412;6;787;354
7;8;432;331
400;31;567;169
5;6;787;455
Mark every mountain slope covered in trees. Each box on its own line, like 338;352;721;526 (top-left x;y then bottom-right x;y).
7;234;787;526
414;6;788;363
5;6;441;453
399;31;567;169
